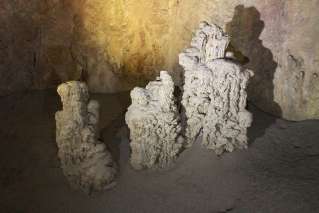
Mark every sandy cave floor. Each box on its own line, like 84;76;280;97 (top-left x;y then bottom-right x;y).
0;90;319;213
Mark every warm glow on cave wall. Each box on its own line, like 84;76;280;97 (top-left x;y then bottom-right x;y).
70;0;172;93
70;0;242;92
0;0;318;120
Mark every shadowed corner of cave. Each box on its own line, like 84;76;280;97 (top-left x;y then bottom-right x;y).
225;5;282;145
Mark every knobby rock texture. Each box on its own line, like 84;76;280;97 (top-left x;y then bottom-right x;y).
1;0;318;120
55;81;116;193
125;71;183;170
180;22;253;154
203;60;253;154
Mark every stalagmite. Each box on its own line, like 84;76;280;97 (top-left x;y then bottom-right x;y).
125;71;183;170
202;59;253;154
55;81;116;193
180;21;253;154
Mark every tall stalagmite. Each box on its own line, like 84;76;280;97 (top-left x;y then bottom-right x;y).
180;22;253;154
55;81;116;193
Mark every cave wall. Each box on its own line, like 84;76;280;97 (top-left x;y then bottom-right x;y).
168;0;319;121
1;1;79;95
0;0;171;95
1;0;319;120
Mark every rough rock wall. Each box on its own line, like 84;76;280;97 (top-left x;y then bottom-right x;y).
125;71;182;170
55;81;116;193
71;0;171;92
0;0;170;96
1;0;319;120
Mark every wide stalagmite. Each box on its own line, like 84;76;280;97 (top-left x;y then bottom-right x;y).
180;22;253;154
125;71;183;170
180;22;230;146
202;59;253;154
55;81;116;193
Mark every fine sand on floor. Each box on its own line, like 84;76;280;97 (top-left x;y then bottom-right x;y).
0;90;319;213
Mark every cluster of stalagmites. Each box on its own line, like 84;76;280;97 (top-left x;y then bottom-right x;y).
126;21;253;167
125;71;183;170
55;22;253;188
55;81;116;193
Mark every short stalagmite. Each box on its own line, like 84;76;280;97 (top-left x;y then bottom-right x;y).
180;21;253;154
55;81;116;193
125;71;183;170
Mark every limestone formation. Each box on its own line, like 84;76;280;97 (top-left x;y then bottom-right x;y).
193;22;230;62
55;81;116;193
180;22;229;146
125;71;182;170
202;60;253;154
180;22;253;154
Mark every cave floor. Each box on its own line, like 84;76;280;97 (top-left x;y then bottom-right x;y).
0;90;319;213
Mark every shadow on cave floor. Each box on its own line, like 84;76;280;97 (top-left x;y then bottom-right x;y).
225;5;282;144
247;102;279;145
